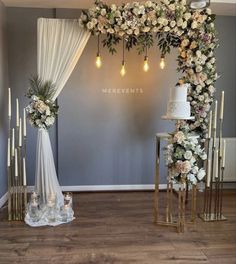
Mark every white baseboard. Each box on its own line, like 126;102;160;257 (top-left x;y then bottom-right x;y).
61;184;166;192
26;184;164;192
0;192;8;208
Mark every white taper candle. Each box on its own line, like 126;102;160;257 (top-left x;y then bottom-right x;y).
222;139;226;168
208;110;212;139
207;158;211;187
8;88;11;118
213;100;218;129
15;149;18;177
220;91;224;120
23;108;27;137
7;138;11;167
16;98;19;127
214;149;218;179
11;128;15;157
19;118;22;147
23;157;26;186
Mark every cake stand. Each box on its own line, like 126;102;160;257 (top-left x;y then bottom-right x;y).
161;115;195;121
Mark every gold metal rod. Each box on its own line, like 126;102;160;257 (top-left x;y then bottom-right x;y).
182;185;186;233
170;181;173;223
219;167;225;218
178;185;181;233
208;129;216;218
204;138;210;215
166;181;170;222
11;157;15;220
154;136;160;223
7;167;12;221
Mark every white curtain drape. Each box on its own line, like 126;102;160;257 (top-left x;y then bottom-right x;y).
35;18;90;207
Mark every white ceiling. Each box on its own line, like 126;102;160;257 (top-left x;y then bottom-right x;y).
2;0;236;16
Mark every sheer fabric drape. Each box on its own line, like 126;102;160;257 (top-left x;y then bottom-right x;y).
35;18;90;207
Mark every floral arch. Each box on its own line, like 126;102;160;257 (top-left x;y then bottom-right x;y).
79;0;218;184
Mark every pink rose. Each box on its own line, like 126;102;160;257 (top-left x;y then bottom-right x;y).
176;160;191;174
173;131;185;144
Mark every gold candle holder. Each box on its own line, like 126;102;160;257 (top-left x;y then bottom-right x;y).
200;98;227;222
154;134;197;233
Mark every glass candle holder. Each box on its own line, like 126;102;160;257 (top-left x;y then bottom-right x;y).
28;199;40;222
64;192;73;207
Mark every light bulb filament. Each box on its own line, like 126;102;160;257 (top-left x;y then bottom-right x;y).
120;61;126;77
160;56;165;70
96;53;102;68
143;56;149;72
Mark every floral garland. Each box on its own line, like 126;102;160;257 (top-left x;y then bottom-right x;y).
164;127;207;184
80;0;218;184
26;77;58;130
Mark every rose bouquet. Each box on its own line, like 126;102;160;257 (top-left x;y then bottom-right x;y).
26;77;58;130
164;129;207;185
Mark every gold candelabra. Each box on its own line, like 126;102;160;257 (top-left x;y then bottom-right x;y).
154;133;197;233
200;91;227;221
7;90;28;221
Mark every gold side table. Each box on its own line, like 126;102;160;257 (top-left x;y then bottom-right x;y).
153;133;197;233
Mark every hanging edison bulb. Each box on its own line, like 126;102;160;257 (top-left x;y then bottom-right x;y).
120;37;126;77
120;60;126;77
143;56;149;72
160;55;165;70
96;52;102;68
95;35;102;69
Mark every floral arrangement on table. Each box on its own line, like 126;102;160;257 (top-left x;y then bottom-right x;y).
80;0;218;184
26;76;58;129
164;129;207;184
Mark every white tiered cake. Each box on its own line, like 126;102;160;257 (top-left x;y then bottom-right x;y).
165;83;192;119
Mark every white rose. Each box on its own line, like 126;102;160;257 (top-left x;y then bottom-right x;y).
91;18;97;25
162;0;170;5
170;21;176;28
163;18;168;26
157;17;164;25
164;26;170;32
196;85;202;94
184;13;191;21
208;85;215;94
210;57;216;64
169;4;175;11
190;156;196;165
152;20;158;26
187;173;197;185
196;65;202;73
134;28;140;36
145;1;153;8
87;22;94;30
181;39;189;47
191;21;198;29
107;28;115;34
127;29;133;35
197;168;206;181
182;21;187;29
192;166;199;174
177;19;183;27
201;153;207;160
206;8;212;15
101;8;107;16
184;150;193;160
196;50;201;58
111;4;117;11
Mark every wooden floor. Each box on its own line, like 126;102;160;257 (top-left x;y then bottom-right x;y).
0;190;236;264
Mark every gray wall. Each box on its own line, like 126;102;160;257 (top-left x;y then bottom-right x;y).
5;7;236;188
0;0;8;197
